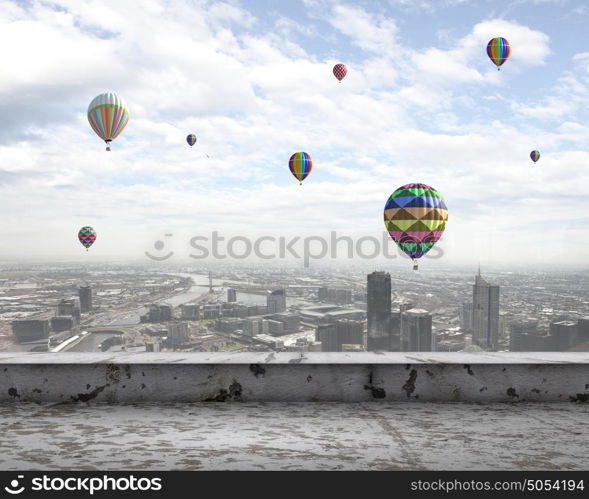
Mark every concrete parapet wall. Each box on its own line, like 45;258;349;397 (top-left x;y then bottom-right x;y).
0;352;588;403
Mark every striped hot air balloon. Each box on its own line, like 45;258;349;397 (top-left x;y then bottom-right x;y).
87;93;129;151
289;152;313;185
487;37;511;70
384;184;448;270
186;134;197;147
530;150;540;164
78;226;97;251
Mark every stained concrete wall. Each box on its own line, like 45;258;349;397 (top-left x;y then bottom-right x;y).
0;352;588;403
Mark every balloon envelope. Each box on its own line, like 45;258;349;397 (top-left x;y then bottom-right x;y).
487;37;511;69
289;152;313;183
186;134;197;147
530;150;540;163
78;226;97;250
384;183;448;263
87;93;129;150
333;63;347;81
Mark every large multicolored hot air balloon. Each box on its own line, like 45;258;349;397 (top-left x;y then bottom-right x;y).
530;150;540;164
186;134;197;147
486;37;511;70
333;63;347;82
87;93;129;151
78;226;97;251
289;152;313;185
384;184;448;270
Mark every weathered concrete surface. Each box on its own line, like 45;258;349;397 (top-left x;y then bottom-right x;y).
0;353;588;402
0;402;587;470
1;352;588;364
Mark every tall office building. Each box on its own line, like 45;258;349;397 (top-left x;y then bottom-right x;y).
460;302;473;331
180;304;200;320
509;320;541;351
576;318;589;343
367;271;391;351
78;285;93;313
227;288;237;303
57;298;81;321
11;319;50;343
335;319;364;349
390;311;401;351
167;322;190;345
267;289;286;313
50;316;77;333
549;321;577;351
316;323;337;351
315;320;364;352
471;270;500;350
400;308;432;351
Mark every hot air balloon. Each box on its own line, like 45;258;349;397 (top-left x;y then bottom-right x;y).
87;93;129;151
333;63;347;82
383;184;448;270
289;152;313;185
530;150;540;163
78;226;97;251
186;134;197;147
487;37;511;70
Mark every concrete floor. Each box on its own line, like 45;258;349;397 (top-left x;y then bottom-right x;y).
0;402;587;470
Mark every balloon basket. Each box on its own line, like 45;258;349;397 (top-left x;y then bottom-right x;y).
413;263;419;271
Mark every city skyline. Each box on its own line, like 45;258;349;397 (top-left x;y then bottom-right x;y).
2;262;589;353
1;1;589;265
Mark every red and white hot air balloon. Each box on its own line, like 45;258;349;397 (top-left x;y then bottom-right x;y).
333;63;347;82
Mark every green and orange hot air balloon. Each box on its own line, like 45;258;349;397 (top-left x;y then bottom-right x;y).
78;226;97;252
384;184;448;270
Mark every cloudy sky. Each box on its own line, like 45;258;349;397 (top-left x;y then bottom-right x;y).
1;0;589;268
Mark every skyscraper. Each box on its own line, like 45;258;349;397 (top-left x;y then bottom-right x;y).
57;298;81;321
227;288;237;302
267;289;286;313
315;320;364;352
549;321;577;351
400;308;432;351
471;269;500;350
367;271;391;351
79;285;93;313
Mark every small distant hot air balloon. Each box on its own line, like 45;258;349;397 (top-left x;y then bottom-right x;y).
289;152;313;185
530;150;540;164
186;134;197;147
78;226;96;252
87;93;129;151
333;63;347;82
384;184;448;270
487;37;511;70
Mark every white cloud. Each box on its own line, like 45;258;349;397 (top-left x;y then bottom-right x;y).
0;0;586;266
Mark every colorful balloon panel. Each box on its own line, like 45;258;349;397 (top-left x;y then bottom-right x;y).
78;226;97;250
289;152;313;183
333;63;347;81
87;93;129;150
384;184;448;261
530;150;540;163
187;134;197;147
487;37;511;69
